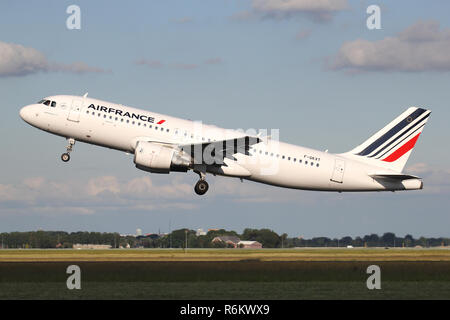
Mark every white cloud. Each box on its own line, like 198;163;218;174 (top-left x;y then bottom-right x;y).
0;173;322;216
330;20;450;73
204;58;223;65
0;41;48;76
0;41;106;77
87;176;121;196
135;59;164;68
50;61;107;74
251;0;348;21
405;163;450;194
0;175;195;216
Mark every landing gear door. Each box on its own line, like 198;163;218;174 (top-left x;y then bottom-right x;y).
331;158;345;183
68;99;82;122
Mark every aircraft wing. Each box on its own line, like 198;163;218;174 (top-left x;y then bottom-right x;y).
179;135;261;163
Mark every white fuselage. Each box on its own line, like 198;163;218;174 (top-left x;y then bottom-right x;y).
19;95;422;192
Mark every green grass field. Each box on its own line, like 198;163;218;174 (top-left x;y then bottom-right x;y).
1;247;450;262
1;248;449;299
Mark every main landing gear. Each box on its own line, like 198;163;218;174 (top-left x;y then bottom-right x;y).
61;138;75;162
194;170;209;196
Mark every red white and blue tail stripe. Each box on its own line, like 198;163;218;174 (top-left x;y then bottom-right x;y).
347;107;431;172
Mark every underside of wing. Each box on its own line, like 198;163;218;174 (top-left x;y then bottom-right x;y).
179;136;261;164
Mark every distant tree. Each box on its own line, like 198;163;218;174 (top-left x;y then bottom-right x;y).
381;232;396;247
242;228;280;248
341;236;353;246
352;237;364;247
404;234;414;247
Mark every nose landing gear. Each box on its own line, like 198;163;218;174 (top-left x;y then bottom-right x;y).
61;138;75;162
194;170;209;195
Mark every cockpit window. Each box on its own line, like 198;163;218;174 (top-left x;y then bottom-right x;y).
38;99;57;107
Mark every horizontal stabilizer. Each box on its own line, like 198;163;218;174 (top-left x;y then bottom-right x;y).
369;173;420;180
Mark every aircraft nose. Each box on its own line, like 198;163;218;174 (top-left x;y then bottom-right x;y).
19;105;34;122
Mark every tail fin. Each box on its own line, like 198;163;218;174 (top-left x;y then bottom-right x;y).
345;107;431;172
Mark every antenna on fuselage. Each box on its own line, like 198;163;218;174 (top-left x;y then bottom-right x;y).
83;92;88;98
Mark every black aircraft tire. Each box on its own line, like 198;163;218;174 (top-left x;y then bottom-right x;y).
194;180;209;195
61;153;70;162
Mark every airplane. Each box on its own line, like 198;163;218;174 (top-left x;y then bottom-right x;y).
19;94;431;195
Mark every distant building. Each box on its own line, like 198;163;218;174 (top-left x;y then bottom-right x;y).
212;236;241;247
237;241;262;249
73;244;112;250
144;233;161;240
136;228;143;236
196;228;207;236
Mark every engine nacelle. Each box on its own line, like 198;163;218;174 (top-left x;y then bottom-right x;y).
134;141;191;174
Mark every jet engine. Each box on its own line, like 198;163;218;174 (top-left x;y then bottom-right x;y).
134;141;191;173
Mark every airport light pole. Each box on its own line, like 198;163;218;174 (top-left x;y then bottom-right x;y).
185;229;188;254
169;219;172;249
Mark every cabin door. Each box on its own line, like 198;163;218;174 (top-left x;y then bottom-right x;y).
68;99;82;122
330;158;345;183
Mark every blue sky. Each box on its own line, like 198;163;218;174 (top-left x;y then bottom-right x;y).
1;0;449;238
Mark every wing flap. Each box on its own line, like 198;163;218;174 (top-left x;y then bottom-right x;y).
180;135;261;164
